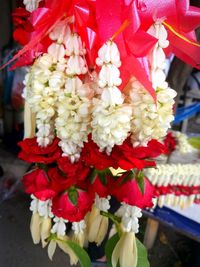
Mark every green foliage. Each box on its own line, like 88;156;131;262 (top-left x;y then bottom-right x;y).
61;239;91;267
136;238;150;267
68;187;78;205
136;171;145;195
119;170;134;185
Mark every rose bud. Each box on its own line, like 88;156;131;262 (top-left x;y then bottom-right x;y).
112;174;154;209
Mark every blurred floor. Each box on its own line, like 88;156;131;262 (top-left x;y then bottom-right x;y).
0;194;71;267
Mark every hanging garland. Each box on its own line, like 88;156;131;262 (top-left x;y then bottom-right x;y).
8;0;200;266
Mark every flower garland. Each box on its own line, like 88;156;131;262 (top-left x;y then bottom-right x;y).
10;1;200;267
172;131;198;154
23;54;57;146
92;41;132;153
53;22;91;162
129;23;177;146
145;163;200;208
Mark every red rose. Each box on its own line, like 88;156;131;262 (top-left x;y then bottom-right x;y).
52;189;94;222
22;168;55;201
48;167;76;193
88;175;111;198
18;137;61;164
141;139;166;158
57;156;90;181
81;136;117;170
112;138;166;170
112;175;155;209
163;132;177;155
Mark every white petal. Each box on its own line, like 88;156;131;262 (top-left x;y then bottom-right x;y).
30;213;41;244
120;232;137;267
96;217;109;246
48;240;57;261
111;235;123;267
41;217;52;248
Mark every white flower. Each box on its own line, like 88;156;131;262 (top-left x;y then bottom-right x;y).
24;51;63;147
30;212;41;244
66;55;87;75
30;196;53;218
23;0;41;12
128;78;176;146
92;41;132;153
64;76;83;94
72;220;86;235
49;21;70;44
157;88;177;103
112;232;138;267
51;217;68;237
95;195;111;212
71;220;87;250
64;33;86;56
148;22;169;90
96;41;121;67
37;54;53;69
38;200;54;219
101;87;124;106
116;203;142;233
30;195;39;214
41;217;52;248
152;68;166;89
98;65;122;88
48;43;66;63
172;131;198;154
58;140;82;162
29;196;53;246
87;195;111;245
157;24;169;48
92;100;132;153
55;91;91;161
49;71;65;89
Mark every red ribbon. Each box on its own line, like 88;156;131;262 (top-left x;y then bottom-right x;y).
4;0;200;97
96;0;157;99
138;0;200;69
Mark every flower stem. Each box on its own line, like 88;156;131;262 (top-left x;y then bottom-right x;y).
100;211;123;237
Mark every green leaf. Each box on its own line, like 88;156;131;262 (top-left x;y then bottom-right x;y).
136;171;145;195
188;137;200;150
98;170;107;185
68;188;78;205
89;169;97;183
100;211;121;224
61;239;91;267
136;238;150;267
105;234;120;267
106;168;114;178
37;163;48;172
119;170;134;186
